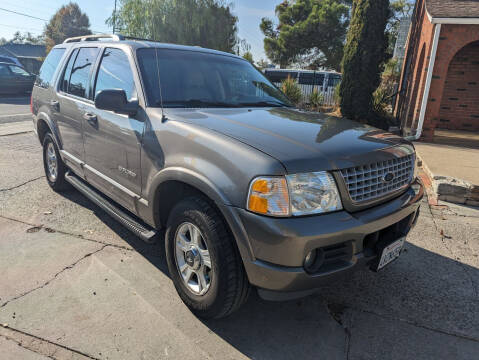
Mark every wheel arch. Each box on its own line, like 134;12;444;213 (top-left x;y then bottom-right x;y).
147;167;254;262
36;112;62;149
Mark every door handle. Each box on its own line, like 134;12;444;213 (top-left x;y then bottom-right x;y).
50;100;59;111
83;112;98;125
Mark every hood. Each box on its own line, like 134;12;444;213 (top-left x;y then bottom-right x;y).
163;107;414;173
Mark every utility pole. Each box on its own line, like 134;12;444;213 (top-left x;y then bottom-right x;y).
112;0;117;34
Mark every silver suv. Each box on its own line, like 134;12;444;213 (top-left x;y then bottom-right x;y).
32;34;423;319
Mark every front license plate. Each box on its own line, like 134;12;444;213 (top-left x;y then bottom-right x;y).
377;237;405;270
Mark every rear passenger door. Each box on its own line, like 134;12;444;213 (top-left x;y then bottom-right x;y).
82;47;144;213
56;47;100;176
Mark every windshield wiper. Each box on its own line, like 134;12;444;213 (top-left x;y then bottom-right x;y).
159;99;239;108
238;100;291;108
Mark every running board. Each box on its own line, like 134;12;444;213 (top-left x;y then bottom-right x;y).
65;172;158;243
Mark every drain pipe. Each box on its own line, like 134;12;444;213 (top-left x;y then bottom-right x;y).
406;23;441;141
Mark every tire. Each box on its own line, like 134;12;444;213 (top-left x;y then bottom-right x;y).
165;196;250;319
42;133;69;191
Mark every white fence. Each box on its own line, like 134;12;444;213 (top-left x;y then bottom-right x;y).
273;82;338;107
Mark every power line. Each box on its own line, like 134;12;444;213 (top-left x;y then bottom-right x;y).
1;1;54;18
0;7;48;22
0;7;108;35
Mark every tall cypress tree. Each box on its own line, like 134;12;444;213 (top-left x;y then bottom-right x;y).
339;0;390;121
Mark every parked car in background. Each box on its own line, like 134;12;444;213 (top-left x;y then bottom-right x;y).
0;62;36;95
0;55;23;67
32;34;423;319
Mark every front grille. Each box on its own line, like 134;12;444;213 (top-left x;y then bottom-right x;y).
339;154;414;203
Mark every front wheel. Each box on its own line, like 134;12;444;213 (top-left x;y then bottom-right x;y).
165;196;250;319
42;133;69;191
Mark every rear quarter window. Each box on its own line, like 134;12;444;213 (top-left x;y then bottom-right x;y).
36;48;66;88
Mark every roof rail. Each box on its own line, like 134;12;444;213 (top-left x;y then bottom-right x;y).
120;35;156;42
63;34;124;43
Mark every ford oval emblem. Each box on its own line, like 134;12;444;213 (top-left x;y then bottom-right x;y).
383;172;395;183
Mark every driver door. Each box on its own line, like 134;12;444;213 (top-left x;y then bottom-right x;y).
82;47;144;213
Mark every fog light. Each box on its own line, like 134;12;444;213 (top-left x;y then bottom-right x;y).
304;250;317;270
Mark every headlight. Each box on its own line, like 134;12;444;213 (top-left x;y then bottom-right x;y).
286;172;342;215
246;172;342;217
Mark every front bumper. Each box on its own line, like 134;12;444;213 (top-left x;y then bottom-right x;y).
225;179;423;294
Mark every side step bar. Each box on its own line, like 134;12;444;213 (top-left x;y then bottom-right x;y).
65;172;158;243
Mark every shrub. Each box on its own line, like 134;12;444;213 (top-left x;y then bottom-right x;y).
309;89;324;110
281;76;302;105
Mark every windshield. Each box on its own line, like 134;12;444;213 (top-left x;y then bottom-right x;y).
137;48;292;108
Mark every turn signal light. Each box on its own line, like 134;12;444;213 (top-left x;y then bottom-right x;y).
247;177;290;216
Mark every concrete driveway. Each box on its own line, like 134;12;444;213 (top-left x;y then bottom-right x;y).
0;109;478;359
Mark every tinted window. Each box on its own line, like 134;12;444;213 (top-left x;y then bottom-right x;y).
68;47;99;99
298;72;325;86
137;48;291;108
0;64;10;76
60;49;79;93
9;66;30;76
95;48;136;100
36;48;65;88
327;74;341;88
265;71;293;83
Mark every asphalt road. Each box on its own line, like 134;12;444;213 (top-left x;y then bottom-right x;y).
0;106;478;359
0;96;31;124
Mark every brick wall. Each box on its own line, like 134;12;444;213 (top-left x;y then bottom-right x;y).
396;8;479;140
395;0;435;133
422;24;479;139
437;41;479;131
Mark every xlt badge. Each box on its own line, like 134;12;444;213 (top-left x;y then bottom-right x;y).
118;165;136;178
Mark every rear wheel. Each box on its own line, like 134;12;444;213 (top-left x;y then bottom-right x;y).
42;133;69;191
165;196;250;319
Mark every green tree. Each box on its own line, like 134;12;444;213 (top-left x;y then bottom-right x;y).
242;51;254;64
3;31;44;45
256;58;269;70
339;0;390;121
44;2;91;52
260;0;350;70
108;0;238;53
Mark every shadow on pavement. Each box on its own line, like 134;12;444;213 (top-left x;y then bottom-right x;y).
58;189;479;359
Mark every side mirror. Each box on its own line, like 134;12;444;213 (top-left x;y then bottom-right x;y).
95;89;139;116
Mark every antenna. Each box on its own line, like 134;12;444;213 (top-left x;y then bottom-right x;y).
154;48;166;121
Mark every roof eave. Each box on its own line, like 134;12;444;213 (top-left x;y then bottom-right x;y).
425;3;479;24
430;17;479;24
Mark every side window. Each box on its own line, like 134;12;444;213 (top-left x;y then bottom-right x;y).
60;48;79;93
9;66;30;77
68;47;100;99
94;48;136;100
36;48;66;88
0;64;10;76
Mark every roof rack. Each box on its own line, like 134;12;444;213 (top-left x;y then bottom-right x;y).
120;35;157;42
63;34;124;43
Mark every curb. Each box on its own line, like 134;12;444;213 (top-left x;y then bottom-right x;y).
416;153;479;207
0;121;33;136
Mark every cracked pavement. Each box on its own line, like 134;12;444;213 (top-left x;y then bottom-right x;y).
0;130;478;359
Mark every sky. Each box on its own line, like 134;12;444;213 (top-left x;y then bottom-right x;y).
0;0;279;61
